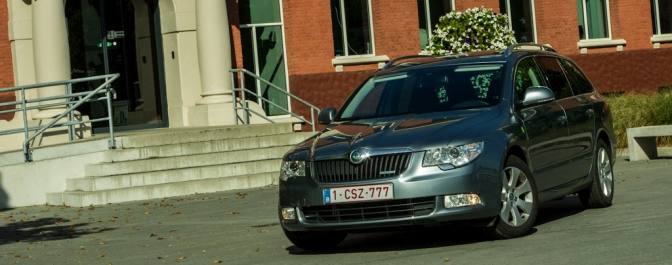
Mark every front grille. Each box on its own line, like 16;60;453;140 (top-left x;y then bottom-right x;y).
301;197;435;224
312;153;412;182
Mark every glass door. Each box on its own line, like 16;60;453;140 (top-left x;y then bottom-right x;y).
239;0;290;117
66;0;168;132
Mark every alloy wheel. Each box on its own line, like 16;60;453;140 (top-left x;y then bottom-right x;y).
598;148;613;197
500;167;534;227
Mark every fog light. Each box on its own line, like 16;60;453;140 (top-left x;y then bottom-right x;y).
281;207;296;220
444;194;482;208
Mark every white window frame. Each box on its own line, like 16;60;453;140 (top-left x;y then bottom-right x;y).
576;0;627;52
501;0;538;43
334;0;376;58
650;0;672;48
421;0;456;45
578;0;613;41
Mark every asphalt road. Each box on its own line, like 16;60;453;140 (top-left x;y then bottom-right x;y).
1;157;671;264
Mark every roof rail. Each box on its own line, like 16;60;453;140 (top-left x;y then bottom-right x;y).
504;43;556;56
381;55;432;70
380;53;469;70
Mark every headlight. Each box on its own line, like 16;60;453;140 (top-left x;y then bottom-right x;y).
423;142;484;168
280;161;306;181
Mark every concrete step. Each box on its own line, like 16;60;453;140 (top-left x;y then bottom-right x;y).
86;144;290;177
69;158;283;192
117;123;294;149
106;132;314;163
49;172;277;207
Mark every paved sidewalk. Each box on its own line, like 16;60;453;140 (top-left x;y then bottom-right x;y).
1;157;671;264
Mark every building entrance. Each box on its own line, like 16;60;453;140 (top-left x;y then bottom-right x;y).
239;0;290;117
66;0;168;133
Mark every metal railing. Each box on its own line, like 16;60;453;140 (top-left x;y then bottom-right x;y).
0;74;120;162
230;69;320;132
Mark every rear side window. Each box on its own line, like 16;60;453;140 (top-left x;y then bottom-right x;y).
536;57;574;100
514;57;545;101
560;60;594;94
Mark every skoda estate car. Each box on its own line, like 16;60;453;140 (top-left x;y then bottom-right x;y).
278;44;616;251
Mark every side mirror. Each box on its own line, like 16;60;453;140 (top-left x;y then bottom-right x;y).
318;107;337;125
520;86;555;106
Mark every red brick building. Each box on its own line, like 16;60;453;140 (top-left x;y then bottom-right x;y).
1;0;671;134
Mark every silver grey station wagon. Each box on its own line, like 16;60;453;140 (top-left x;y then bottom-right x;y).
278;44;616;251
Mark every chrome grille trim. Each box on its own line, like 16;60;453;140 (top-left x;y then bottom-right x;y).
311;153;412;183
301;197;435;224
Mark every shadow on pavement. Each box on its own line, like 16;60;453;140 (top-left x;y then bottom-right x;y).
535;195;585;227
0;217;116;245
287;196;585;255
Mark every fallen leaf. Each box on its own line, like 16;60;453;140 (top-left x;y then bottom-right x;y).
97;254;106;258
195;192;200;195
227;212;239;215
281;246;286;249
176;256;187;260
7;252;12;254
255;247;259;252
80;246;85;250
150;233;157;237
98;241;106;245
143;212;150;215
157;257;163;259
259;230;269;233
214;260;222;264
157;237;165;240
173;212;182;215
55;222;64;225
444;258;451;262
27;247;33;250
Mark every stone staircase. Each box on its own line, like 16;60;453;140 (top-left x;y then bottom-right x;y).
42;123;313;207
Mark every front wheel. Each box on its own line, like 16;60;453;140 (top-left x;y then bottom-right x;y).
282;227;347;251
579;139;614;208
485;155;539;239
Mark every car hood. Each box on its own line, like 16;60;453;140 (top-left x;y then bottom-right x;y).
285;107;501;161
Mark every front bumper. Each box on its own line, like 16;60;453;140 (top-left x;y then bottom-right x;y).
279;149;503;232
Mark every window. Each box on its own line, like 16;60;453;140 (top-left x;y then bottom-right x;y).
418;0;454;50
536;57;574;100
576;0;612;40
331;0;375;57
499;0;536;43
514;57;544;101
651;0;672;35
560;60;594;95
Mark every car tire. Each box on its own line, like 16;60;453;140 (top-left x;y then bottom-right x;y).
579;139;614;208
282;227;347;251
485;155;539;239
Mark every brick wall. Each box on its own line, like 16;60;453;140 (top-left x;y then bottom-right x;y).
283;0;335;75
370;0;420;60
569;48;672;93
0;0;15;122
535;0;580;54
613;0;653;51
454;0;500;13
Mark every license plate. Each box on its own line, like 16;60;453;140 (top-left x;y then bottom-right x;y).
323;184;393;204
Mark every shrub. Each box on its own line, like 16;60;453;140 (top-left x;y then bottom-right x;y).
426;6;516;55
605;90;672;149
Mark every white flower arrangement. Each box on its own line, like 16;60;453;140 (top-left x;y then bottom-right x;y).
426;6;516;55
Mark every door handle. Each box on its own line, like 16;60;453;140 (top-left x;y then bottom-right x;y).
558;116;567;123
585;109;594;116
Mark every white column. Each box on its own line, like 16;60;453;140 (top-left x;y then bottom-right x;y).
31;0;72;119
195;0;233;105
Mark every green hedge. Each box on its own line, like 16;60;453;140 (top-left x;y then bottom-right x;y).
605;91;672;149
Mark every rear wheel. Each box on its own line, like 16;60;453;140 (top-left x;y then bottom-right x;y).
282;227;347;251
579;139;614;208
485;155;539;239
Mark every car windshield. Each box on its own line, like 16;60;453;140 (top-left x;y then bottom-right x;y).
338;63;504;120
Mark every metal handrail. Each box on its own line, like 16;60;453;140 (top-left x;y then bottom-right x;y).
0;74;120;161
229;69;320;132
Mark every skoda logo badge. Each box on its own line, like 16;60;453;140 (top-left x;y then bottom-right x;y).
349;149;366;164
